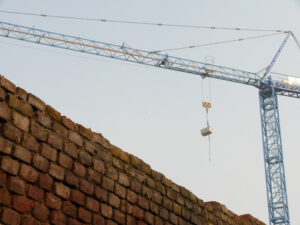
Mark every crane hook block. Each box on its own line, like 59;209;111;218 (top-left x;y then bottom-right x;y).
202;101;211;109
201;126;213;136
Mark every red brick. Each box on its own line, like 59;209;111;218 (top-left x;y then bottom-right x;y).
0;102;11;121
55;182;70;200
80;179;94;195
68;218;82;225
63;142;78;159
51;210;67;225
0;76;16;92
1;207;21;225
65;171;79;188
113;209;126;224
86;197;99;213
132;206;144;219
115;183;126;198
73;162;86;177
28;185;44;202
102;176;114;192
95;186;108;202
0;87;5;100
0;188;11;206
31;121;48;141
46;192;62;209
36;111;51;128
16;87;27;100
53;121;68;138
62;116;77;131
8;94;33;117
33;202;49;222
62;201;77;218
21;215;39;225
79;151;92;166
28;94;45;111
100;203;112;218
46;105;61;121
87;169;101;184
127;190;138;204
33;154;49;172
13;145;32;163
39;173;53;191
22;133;39;152
1;156;19;175
57;153;72;170
119;173;130;187
70;189;85;206
12;195;32;213
48;132;63;150
49;163;65;181
127;215;137;225
0;136;13;155
20;163;39;183
108;193;120;208
3;123;22;143
0;171;6;187
12;111;30;131
78;207;92;223
93;159;105;174
106;220;117;225
41;143;57;162
69;131;83;146
8;176;25;194
93;214;105;225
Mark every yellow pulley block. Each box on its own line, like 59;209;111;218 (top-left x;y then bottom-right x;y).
202;101;211;109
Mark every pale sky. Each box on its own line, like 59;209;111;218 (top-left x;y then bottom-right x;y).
1;0;300;224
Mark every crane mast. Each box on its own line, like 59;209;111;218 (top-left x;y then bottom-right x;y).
1;21;299;225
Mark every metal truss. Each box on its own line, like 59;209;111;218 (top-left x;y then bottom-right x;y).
259;87;290;225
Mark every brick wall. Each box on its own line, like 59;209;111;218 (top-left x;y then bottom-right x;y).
0;75;265;225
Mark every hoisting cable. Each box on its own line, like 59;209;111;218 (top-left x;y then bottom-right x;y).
150;32;285;53
0;10;288;33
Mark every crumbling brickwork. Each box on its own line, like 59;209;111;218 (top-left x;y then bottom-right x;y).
0;75;265;225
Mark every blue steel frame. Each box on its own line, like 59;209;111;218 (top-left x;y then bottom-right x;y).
0;21;299;225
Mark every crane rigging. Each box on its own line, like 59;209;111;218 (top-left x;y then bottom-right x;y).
0;21;299;225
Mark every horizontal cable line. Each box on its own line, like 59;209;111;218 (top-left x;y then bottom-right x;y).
150;32;284;53
0;10;289;33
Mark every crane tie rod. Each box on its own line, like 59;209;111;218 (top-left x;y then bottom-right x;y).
0;10;288;33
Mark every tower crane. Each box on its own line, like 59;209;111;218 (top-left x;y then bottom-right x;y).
1;21;299;225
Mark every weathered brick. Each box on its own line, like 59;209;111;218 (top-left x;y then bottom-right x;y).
1;76;16;93
9;94;33;117
131;180;142;193
87;168;101;184
41;143;57;162
92;133;111;149
106;165;118;181
53;121;68;137
62;201;77;218
132;206;144;220
39;173;53;191
115;183;126;198
20;163;39;183
31;121;48;141
46;192;62;209
48;132;63;150
33;154;49;172
150;201;159;215
28;93;45;111
114;209;126;224
12;195;32;213
95;186;108;202
112;146;129;163
65;171;79;188
46;105;61;121
86;197;99;213
93;214;105;225
57;153;72;170
182;208;191;220
28;185;44;202
73;162;86;177
108;193;120;208
36;111;51;128
85;141;96;154
69;131;83;146
0;87;5;101
0;101;11;121
22;133;39;152
0;136;13;155
0;171;6;187
63;142;78;159
106;219;118;225
33;202;49;222
62;116;77;131
79;151;92;166
155;216;164;225
119;173;130;187
21;215;39;225
55;182;70;200
80;178;94;195
102;176;114;192
3;123;22;143
1;207;21;225
160;208;169;220
96;148;111;162
145;212;154;225
163;197;172;211
78;207;92;223
16;87;27;100
173;202;182;215
138;196;149;210
127;215;137;225
142;185;152;199
101;203;113;218
0;188;11;206
68;218;82;225
51;210;67;225
12;111;30;131
13;145;32;163
1;156;19;175
130;155;142;168
70;189;85;206
127;190;138;204
112;157;124;170
170;212;179;225
49;163;65;181
78;125;93;140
